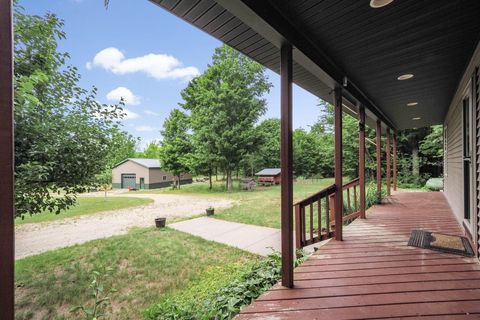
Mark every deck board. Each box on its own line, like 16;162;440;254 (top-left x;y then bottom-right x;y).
236;192;480;319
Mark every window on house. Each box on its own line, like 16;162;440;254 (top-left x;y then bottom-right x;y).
162;175;167;181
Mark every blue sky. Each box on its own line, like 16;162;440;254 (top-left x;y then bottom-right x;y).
22;0;321;150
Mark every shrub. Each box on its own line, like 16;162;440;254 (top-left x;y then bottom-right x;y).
144;251;307;320
365;181;386;209
425;177;443;191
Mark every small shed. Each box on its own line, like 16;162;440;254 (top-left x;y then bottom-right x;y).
112;158;192;189
255;168;281;185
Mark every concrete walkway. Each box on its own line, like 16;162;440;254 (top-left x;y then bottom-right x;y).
169;217;281;256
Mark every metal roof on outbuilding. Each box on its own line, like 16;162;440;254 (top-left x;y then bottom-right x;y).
255;168;281;176
113;158;161;169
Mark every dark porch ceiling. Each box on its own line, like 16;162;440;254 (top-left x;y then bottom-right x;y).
150;0;480;130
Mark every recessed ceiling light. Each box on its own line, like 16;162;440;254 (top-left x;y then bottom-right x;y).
398;74;414;81
370;0;394;8
407;102;418;106
412;117;421;120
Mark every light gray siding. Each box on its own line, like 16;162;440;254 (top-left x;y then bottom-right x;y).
444;99;464;224
444;42;480;244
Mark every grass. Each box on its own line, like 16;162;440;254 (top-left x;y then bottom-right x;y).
15;227;257;320
136;178;335;229
15;197;153;225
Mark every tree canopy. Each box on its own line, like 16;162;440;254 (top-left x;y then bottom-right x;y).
181;45;272;190
159;109;192;188
14;3;135;217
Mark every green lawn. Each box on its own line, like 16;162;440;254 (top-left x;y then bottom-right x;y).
136;178;335;229
16;197;153;225
15;228;257;320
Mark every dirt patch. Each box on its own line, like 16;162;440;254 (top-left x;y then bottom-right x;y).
15;194;234;259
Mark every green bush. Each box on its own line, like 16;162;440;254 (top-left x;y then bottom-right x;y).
365;181;386;209
398;173;431;189
144;251;307;320
425;177;443;191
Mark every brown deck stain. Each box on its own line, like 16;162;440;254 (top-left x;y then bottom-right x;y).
236;192;480;319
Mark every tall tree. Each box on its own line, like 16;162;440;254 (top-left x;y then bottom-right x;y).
181;45;272;191
14;4;126;217
137;141;161;159
159;109;192;189
239;118;281;177
293;129;323;178
105;129;138;168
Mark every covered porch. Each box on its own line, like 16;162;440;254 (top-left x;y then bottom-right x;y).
236;192;480;319
2;0;480;318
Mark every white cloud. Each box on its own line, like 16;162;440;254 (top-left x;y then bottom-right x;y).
144;110;160;116
88;47;200;81
135;125;156;132
106;86;140;105
122;108;139;120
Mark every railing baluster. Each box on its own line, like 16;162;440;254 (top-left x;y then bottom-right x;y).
329;195;335;231
325;195;330;235
309;203;313;242
294;204;302;249
354;185;358;211
302;206;306;245
318;198;322;239
347;188;351;213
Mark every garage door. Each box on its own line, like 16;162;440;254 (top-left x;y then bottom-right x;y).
121;174;136;189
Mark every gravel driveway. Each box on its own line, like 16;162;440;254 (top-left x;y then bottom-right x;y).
15;193;234;259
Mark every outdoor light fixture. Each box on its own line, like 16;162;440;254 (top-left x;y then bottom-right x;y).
412;117;421;120
370;0;394;8
407;102;418;106
398;74;414;80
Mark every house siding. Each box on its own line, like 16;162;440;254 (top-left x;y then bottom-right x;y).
444;98;464;224
474;66;480;256
444;42;480;257
112;161;150;188
112;160;193;189
149;169;193;185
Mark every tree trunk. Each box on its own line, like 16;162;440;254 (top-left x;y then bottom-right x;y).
412;146;420;177
226;170;233;191
215;167;218;181
209;170;212;190
177;175;181;189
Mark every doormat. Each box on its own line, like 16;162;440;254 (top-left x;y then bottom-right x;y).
408;230;474;257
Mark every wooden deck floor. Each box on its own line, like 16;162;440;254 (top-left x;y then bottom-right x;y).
236;192;480;319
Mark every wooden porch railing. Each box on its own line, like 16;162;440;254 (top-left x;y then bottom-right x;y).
336;177;361;224
295;178;360;248
294;184;336;248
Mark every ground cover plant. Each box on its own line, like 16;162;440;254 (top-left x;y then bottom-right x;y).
15;228;256;320
15;197;152;225
144;251;308;320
